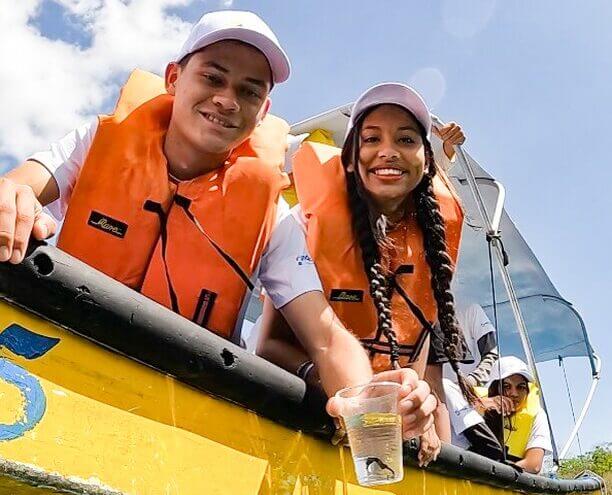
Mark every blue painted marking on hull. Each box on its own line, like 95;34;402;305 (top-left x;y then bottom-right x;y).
0;324;60;359
0;358;46;441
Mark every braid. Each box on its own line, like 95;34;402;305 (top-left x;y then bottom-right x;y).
413;142;478;404
342;120;401;369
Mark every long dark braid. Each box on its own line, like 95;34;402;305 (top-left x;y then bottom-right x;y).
341;105;476;402
413;142;478;404
341;121;400;368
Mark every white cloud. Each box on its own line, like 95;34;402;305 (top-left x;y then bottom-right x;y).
0;0;196;162
218;0;233;7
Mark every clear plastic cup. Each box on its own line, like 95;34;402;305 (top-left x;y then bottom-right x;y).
335;381;403;486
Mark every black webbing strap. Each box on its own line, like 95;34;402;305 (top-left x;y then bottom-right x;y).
364;268;435;362
389;274;436;334
173;194;255;292
360;339;415;355
143;200;180;314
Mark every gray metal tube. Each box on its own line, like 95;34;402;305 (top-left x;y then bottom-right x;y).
431;114;558;461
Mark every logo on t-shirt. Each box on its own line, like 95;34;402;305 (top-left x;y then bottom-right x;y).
330;289;364;303
296;254;313;265
87;211;128;238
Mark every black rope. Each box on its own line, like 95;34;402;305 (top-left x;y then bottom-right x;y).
559;355;583;454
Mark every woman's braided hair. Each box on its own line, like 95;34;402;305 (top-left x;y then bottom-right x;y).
341;105;477;404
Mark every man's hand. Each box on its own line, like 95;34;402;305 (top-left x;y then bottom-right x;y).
326;368;438;440
0;178;56;264
433;122;466;161
480;396;514;416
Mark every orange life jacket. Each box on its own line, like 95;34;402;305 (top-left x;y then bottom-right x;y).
58;70;289;339
293;142;463;372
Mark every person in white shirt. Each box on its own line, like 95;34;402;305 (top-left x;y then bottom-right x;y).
443;378;503;460
481;356;553;473
442;302;499;386
0;10;439;439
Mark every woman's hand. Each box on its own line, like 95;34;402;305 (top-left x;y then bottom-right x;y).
418;426;441;467
326;368;438;440
433;122;466;161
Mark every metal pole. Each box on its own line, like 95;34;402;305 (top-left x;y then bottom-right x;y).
431;115;558;460
558;354;602;459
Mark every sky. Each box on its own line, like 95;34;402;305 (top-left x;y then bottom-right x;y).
0;0;610;458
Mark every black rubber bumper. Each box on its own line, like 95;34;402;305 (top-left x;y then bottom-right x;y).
0;242;603;494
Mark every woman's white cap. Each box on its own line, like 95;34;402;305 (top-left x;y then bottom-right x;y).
347;83;432;140
175;11;291;84
487;356;535;385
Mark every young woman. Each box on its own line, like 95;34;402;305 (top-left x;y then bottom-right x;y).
257;83;475;464
481;356;552;473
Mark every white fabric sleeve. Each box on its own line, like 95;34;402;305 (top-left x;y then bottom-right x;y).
526;409;553;453
28;119;98;220
284;133;309;174
257;202;323;309
469;303;496;342
444;379;484;436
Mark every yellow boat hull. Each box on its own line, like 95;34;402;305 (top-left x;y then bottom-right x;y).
0;245;603;494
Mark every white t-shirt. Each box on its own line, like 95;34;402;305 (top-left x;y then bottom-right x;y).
444;378;553;457
524;408;553;453
444;303;496;381
28;119;323;314
443;378;484;449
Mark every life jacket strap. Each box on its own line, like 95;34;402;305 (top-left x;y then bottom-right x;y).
389;274;436;334
143;199;180;314
174;195;255;292
360;326;429;364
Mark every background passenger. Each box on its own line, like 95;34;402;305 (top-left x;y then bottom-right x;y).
443;378;503;460
443;301;499;387
482;356;553;473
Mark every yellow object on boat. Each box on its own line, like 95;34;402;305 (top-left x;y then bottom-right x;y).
282;128;337;207
306;128;337;147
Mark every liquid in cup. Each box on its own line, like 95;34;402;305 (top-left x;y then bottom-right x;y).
336;382;403;486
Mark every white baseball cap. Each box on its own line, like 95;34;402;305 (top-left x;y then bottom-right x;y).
175;11;290;84
347;83;432;140
487;356;535;386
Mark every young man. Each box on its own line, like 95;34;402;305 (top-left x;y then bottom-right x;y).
0;10;437;438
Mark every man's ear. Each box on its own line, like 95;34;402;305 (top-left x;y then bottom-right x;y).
165;62;180;95
257;97;271;124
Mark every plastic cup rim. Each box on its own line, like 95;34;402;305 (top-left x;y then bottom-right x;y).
335;380;401;399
